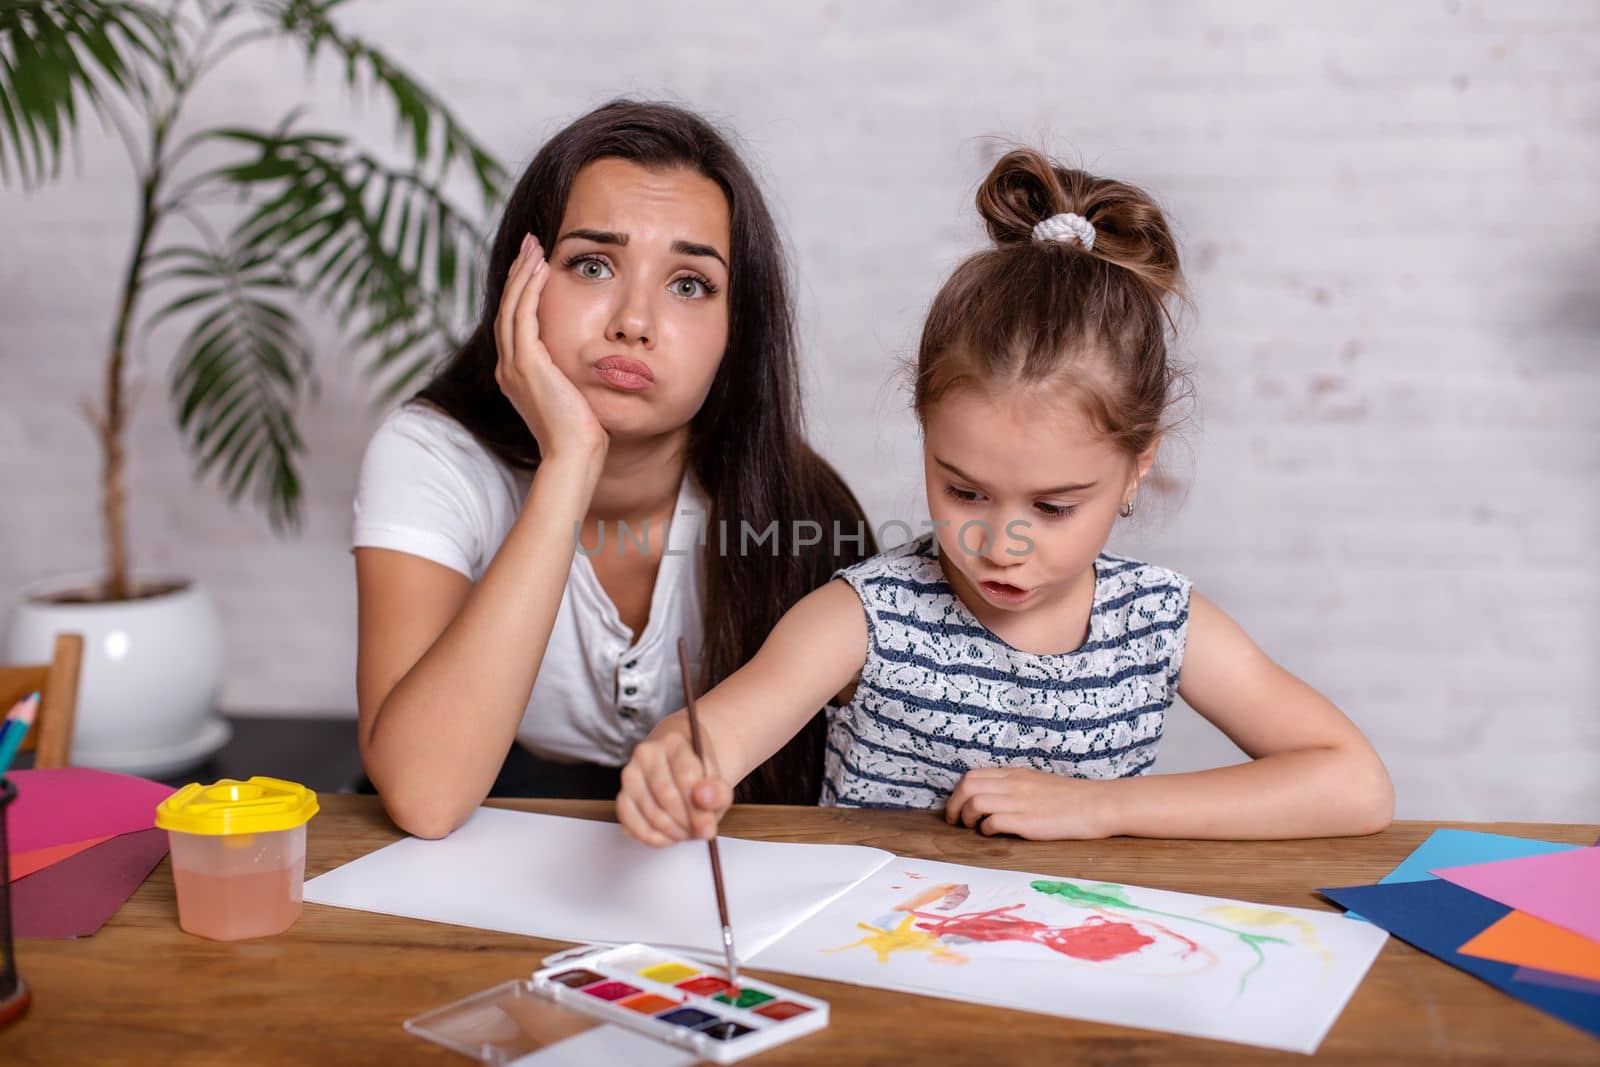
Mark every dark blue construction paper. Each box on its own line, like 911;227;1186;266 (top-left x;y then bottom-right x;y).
1320;879;1600;1040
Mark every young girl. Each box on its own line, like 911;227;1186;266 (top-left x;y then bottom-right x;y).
617;148;1394;843
353;101;874;839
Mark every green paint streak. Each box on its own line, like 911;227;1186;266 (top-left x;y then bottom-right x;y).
1030;879;1290;995
1032;882;1130;908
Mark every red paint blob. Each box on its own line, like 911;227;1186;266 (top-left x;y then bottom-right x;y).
913;906;1155;962
1038;916;1157;961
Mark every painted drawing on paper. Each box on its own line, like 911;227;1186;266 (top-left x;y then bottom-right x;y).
827;877;1324;993
748;857;1388;1053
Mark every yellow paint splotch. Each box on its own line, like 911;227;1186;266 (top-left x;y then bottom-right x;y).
825;913;968;965
1203;905;1331;965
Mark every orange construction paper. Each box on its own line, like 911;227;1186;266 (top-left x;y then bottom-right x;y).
9;834;115;881
1458;909;1600;982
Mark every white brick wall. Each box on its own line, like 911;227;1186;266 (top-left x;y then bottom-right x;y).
2;1;1596;821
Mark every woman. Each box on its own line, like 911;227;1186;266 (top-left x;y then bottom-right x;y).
354;100;874;838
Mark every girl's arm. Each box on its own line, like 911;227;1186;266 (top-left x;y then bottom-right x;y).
948;591;1394;840
1103;590;1394;838
617;579;869;846
357;455;601;840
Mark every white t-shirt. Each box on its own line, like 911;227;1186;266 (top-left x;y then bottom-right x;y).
351;403;707;766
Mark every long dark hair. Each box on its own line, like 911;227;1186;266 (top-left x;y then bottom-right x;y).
419;100;875;803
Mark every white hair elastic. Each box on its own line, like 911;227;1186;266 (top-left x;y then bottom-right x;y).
1031;212;1096;251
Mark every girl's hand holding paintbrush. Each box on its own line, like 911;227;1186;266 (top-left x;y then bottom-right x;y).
618;723;734;845
617;581;869;848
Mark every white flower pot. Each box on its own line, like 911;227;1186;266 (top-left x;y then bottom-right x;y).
4;575;231;777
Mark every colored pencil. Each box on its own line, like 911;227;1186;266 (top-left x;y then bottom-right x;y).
677;637;739;983
0;691;40;777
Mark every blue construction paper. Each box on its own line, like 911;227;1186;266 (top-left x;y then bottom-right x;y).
1321;879;1600;1039
1516;967;1600;997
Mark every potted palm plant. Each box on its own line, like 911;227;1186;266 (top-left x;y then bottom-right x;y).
1;1;503;773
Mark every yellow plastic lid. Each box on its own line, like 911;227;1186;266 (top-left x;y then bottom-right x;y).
155;776;319;836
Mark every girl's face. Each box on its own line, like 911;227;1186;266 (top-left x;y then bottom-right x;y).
922;382;1154;616
537;158;732;441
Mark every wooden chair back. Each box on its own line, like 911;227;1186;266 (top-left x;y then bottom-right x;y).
0;632;84;769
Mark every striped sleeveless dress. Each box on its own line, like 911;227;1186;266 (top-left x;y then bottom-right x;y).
821;533;1192;808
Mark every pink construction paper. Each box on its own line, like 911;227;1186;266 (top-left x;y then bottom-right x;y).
1432;847;1600;943
11;827;169;939
4;767;175;854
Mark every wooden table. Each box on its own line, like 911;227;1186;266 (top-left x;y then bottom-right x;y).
4;798;1596;1065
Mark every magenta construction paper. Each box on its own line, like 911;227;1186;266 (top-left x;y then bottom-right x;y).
6;767;175;854
11;827;169;939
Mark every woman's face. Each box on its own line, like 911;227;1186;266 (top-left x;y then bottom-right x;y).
537;158;732;442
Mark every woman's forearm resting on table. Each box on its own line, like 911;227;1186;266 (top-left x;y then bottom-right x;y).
363;703;511;840
359;457;601;839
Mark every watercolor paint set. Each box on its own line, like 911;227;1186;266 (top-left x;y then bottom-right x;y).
531;943;828;1060
405;943;828;1064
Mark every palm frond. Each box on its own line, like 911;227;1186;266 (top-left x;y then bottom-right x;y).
251;0;504;205
147;239;313;530
200;119;485;400
0;0;171;186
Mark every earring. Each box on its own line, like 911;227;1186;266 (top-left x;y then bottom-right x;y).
1118;500;1135;518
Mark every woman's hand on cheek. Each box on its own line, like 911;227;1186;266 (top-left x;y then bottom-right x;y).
944;768;1115;841
494;232;608;470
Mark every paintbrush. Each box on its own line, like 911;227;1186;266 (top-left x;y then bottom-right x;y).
677;636;739;983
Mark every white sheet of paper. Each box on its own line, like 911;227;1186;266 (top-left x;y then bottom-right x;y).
746;856;1388;1054
304;808;893;959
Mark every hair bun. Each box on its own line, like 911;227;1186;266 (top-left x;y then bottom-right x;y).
976;148;1067;246
975;146;1184;309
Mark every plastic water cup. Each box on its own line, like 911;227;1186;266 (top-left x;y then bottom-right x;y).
156;777;318;941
